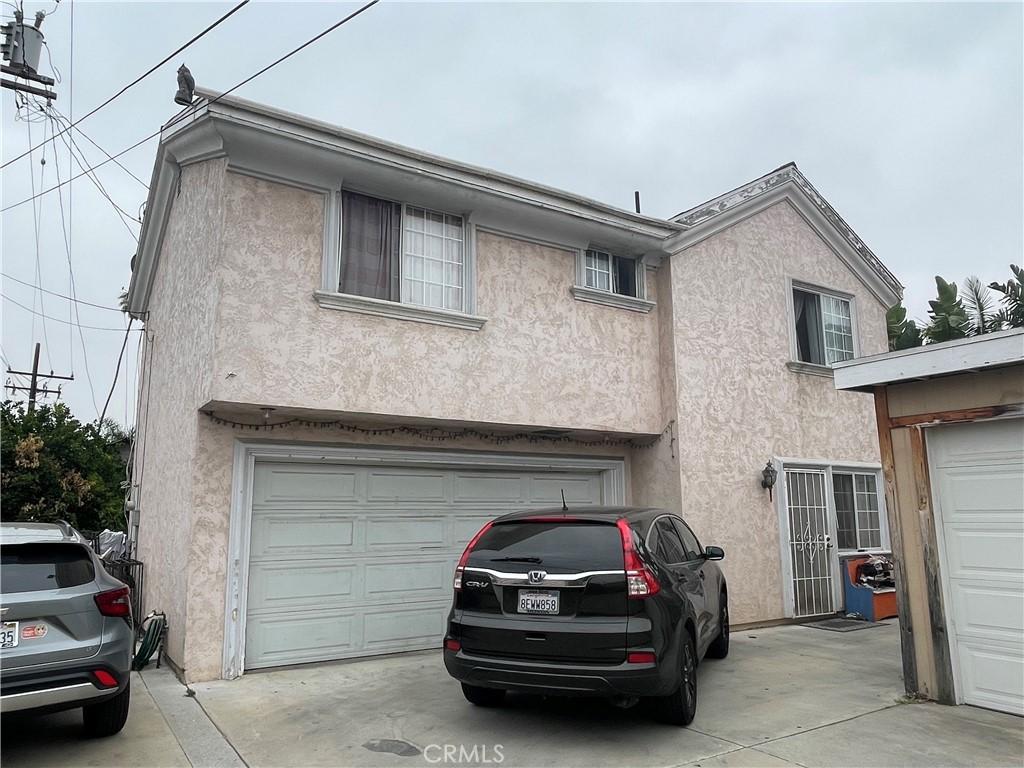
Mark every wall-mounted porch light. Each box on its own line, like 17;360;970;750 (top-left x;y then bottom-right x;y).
761;461;778;501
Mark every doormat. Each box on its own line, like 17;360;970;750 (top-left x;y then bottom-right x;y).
804;618;886;632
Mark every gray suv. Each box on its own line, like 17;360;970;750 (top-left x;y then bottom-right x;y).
0;522;133;737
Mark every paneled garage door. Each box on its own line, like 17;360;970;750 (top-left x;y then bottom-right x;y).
929;418;1024;715
243;460;605;670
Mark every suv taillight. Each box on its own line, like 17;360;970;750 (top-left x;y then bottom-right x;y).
617;518;660;599
95;586;131;617
453;521;493;590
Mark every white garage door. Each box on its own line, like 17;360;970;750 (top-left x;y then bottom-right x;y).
929;418;1024;715
243;460;605;670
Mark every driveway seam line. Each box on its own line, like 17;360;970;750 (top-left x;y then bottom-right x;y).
138;672;195;768
751;701;905;756
190;693;251;768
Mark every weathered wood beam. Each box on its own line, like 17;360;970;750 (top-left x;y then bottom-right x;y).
908;424;956;704
889;403;1024;429
874;385;918;696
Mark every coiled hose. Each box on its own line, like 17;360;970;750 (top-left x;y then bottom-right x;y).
132;612;166;671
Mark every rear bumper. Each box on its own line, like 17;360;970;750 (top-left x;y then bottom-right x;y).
444;648;675;697
0;679;119;713
1;636;131;715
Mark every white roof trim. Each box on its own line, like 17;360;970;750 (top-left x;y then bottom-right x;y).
833;328;1024;392
193;89;679;237
668;164;903;302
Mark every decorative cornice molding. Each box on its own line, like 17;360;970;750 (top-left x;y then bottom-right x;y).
674;165;903;300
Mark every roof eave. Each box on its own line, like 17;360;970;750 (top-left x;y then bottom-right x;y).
833;328;1024;392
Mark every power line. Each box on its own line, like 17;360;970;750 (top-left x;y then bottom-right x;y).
46;107;140;240
26;115;55;371
99;317;133;423
0;0;381;215
3;293;141;332
50;106;148;188
2;271;124;312
1;0;251;170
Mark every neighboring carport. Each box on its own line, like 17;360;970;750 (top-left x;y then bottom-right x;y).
834;328;1024;715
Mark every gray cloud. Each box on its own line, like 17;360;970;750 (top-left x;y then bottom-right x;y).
2;1;1020;423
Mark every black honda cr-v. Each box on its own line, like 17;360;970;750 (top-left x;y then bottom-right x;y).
443;506;728;725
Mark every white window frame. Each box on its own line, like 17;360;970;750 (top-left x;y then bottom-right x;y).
570;247;655;314
316;188;485;330
831;470;884;552
786;279;860;376
773;457;890;618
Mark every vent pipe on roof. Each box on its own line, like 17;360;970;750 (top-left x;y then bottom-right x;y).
634;191;641;214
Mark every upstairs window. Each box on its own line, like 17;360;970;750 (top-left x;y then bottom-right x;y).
339;191;465;312
584;249;639;298
793;287;854;365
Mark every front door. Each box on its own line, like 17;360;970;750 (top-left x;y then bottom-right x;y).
784;469;837;617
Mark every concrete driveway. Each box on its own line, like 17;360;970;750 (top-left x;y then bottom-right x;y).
193;621;1021;767
3;622;1021;767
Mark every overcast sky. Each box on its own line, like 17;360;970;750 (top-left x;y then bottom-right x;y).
2;1;1021;426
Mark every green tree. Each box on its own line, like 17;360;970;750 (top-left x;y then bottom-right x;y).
886;303;922;350
962;276;1000;335
989;264;1024;329
1;401;128;532
923;276;970;343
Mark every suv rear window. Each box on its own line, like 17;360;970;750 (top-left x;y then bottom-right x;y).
470;521;624;571
0;544;95;593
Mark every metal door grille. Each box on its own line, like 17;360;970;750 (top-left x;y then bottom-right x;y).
785;470;835;617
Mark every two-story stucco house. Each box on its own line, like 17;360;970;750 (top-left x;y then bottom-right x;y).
126;90;903;683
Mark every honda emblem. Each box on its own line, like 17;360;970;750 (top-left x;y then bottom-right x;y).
527;570;547;584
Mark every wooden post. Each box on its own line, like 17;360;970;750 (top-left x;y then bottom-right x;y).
908;424;957;704
874;385;918;695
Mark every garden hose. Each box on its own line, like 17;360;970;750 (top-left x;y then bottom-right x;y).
132;612;166;671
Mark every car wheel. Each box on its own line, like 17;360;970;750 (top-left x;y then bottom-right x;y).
461;683;506;707
82;680;130;738
652;632;697;726
706;593;730;659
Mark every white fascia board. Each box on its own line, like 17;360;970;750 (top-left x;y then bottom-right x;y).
833;328;1024;392
197;90;680;240
128;110;228;316
664;182;902;308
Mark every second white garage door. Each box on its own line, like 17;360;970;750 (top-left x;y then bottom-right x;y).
244;460;606;670
929;418;1024;715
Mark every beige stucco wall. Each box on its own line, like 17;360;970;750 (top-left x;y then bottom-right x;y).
668;200;888;625
208;172;665;435
138;166;898;678
135;158;227;667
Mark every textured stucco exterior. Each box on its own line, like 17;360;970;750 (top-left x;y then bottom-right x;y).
131;139;896;681
208;173;665;435
668;200;887;624
134;158;227;667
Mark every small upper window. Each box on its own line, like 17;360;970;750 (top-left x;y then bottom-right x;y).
339;190;466;312
793;288;853;366
584;249;639;298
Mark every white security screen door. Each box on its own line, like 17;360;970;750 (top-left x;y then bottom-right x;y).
785;469;837;617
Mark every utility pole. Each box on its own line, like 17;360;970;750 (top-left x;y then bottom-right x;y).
1;10;58;101
6;342;74;413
